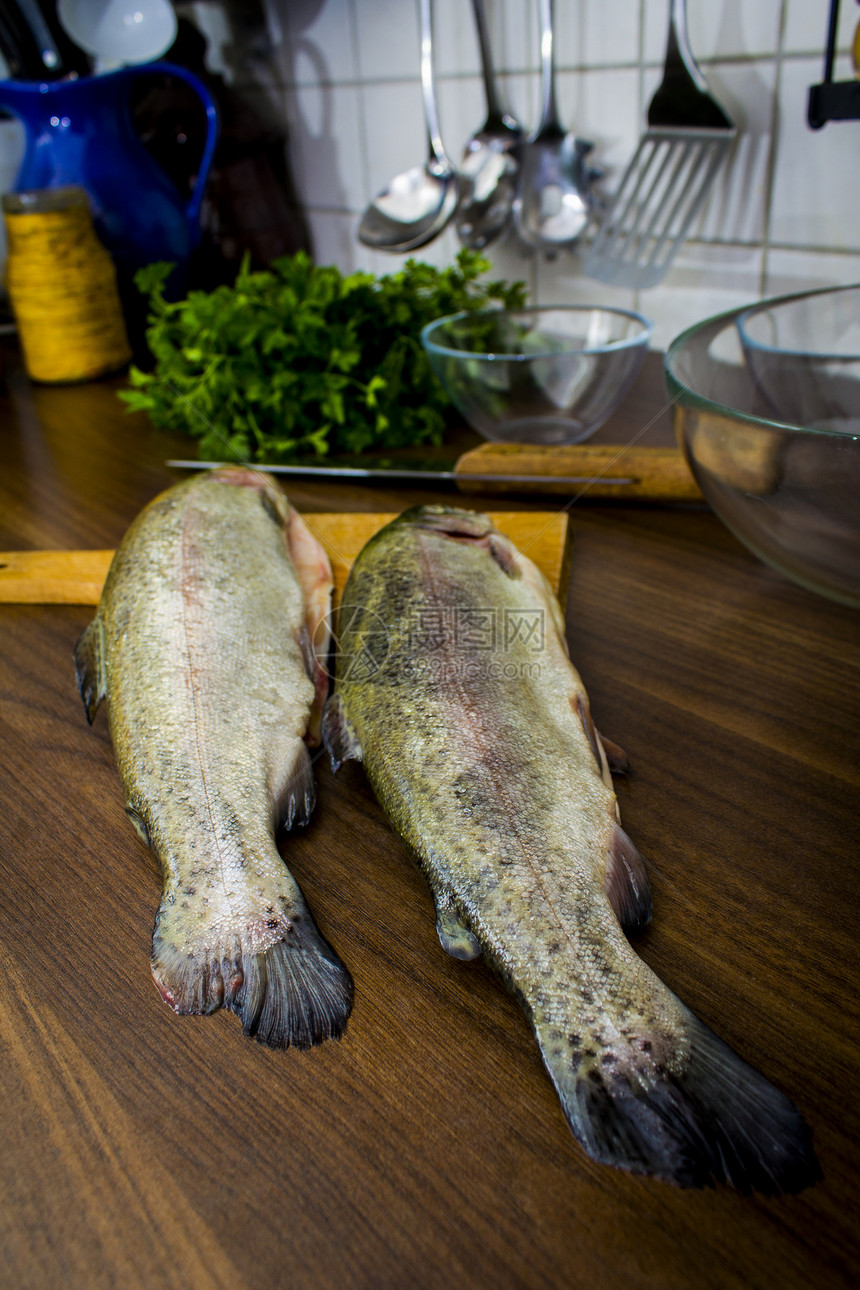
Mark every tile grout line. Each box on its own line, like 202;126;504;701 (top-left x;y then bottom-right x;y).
348;0;371;227
295;204;860;262
268;48;849;94
760;0;789;297
632;0;647;321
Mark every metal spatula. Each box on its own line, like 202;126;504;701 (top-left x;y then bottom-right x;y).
582;0;735;289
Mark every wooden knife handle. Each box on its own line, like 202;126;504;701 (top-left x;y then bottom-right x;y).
454;442;702;501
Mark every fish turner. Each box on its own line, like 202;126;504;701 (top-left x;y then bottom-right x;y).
582;0;735;289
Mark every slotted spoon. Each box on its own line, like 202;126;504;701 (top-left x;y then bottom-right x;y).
582;0;736;289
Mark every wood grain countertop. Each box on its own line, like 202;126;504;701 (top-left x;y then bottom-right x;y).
1;347;858;1290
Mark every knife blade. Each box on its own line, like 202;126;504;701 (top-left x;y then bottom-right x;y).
166;458;631;487
166;442;702;501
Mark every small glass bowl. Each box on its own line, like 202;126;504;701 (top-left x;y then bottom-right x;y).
421;305;653;445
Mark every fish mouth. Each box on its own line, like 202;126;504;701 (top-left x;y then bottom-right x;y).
396;504;495;540
396;505;522;578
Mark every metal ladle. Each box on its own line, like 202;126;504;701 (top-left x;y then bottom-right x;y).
358;0;458;254
455;0;523;250
513;0;599;251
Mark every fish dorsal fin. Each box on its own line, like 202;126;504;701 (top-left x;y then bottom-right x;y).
604;823;652;933
322;692;363;772
73;618;106;725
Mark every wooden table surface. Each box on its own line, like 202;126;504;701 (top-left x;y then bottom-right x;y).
1;347;858;1290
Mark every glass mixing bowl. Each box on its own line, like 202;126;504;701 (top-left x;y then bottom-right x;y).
737;283;860;432
421;305;652;445
665;294;860;608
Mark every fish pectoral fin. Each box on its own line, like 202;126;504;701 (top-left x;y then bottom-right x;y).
273;741;316;832
596;731;630;776
73;618;106;725
570;698;631;782
604;823;652;933
322;692;363;772
287;507;334;748
571;693;609;783
434;893;482;961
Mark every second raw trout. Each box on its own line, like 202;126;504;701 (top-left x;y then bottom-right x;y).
323;505;817;1191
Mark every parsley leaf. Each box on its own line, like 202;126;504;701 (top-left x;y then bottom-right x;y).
119;249;527;462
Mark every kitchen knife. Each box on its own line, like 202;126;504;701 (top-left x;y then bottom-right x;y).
167;443;702;501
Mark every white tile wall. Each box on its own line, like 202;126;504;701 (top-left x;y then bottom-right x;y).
638;241;765;350
769;55;860;253
248;0;860;348
285;80;369;211
277;0;360;83
556;0;642;69
764;246;860;296
643;0;784;64
555;66;641;184
4;1;855;344
782;0;856;56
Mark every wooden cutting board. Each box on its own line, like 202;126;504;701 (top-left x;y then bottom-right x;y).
0;510;572;609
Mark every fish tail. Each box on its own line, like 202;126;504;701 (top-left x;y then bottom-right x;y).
150;902;353;1050
537;1006;819;1192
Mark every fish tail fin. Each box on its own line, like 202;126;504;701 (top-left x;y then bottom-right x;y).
537;1006;819;1193
150;898;353;1050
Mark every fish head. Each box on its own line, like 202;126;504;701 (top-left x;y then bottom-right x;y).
387;505;523;581
206;465;291;526
391;504;496;540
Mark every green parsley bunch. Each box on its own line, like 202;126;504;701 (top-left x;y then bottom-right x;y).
119;249;526;462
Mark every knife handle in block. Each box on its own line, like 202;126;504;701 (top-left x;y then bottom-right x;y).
454;442;702;500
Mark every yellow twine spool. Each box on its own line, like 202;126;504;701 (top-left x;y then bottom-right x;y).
3;186;131;384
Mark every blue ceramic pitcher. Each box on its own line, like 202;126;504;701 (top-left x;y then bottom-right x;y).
0;62;218;274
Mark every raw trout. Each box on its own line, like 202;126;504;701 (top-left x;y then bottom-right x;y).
323;504;816;1190
74;468;352;1048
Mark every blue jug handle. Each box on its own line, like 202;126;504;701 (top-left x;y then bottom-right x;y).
130;61;220;244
